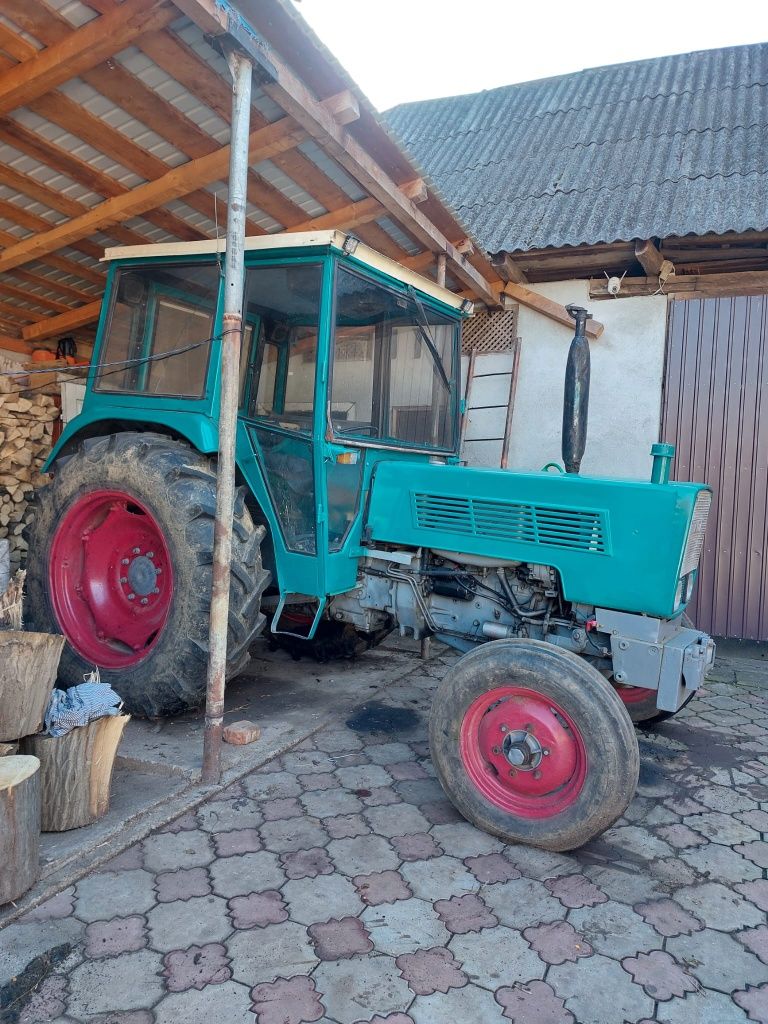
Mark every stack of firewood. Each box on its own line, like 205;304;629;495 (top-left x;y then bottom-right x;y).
0;375;58;571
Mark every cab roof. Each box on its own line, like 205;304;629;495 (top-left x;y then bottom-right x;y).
102;230;470;313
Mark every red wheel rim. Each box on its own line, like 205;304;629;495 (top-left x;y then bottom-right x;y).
49;489;173;669
615;685;656;706
460;686;587;818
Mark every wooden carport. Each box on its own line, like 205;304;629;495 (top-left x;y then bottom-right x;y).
0;0;507;358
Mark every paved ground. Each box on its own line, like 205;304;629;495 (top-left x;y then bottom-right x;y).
2;643;768;1024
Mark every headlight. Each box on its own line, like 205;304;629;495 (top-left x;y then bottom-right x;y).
681;491;711;576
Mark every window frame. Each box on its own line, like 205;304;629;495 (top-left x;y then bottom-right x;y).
328;262;461;455
94;258;220;400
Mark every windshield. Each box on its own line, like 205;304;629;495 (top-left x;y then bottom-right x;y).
330;267;458;450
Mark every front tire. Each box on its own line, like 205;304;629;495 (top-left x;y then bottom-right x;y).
429;639;639;851
26;432;270;718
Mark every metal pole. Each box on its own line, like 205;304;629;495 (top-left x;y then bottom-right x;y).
202;50;253;785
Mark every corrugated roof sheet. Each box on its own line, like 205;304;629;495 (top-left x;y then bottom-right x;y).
386;43;768;252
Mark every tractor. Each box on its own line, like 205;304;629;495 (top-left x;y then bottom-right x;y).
27;230;715;850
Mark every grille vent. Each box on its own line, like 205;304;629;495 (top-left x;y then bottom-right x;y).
681;491;711;576
414;493;607;553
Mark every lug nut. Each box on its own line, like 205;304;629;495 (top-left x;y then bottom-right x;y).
140;597;148;605
120;576;128;584
132;547;140;555
155;567;162;575
500;725;508;733
146;551;154;559
508;769;516;777
153;587;160;594
122;558;130;565
127;593;135;600
492;746;501;755
543;749;550;756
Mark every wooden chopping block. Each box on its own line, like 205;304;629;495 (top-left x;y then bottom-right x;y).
0;632;65;742
0;755;41;904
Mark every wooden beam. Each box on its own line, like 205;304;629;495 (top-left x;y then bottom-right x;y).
590;269;768;301
0;335;32;356
490;251;529;285
455;238;474;256
0;0;175;115
502;282;604;340
635;239;666;277
21;300;102;342
0;118;306;273
400;179;428;204
321;90;360;126
292;197;382;233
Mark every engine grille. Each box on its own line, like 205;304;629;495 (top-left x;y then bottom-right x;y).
681;490;711;575
413;493;608;553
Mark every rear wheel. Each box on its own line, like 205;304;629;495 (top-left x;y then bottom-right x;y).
429;639;639;851
26;432;270;717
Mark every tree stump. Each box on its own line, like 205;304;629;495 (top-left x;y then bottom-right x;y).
0;755;41;904
0;631;65;742
21;715;129;831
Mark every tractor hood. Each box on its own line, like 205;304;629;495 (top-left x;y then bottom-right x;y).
364;461;710;620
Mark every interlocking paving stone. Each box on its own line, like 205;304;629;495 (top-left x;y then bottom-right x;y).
366;742;414;765
313;955;413;1024
327;835;399;877
680;842;763;882
567;900;662;959
19;888;75;922
282;847;334;879
260;816;330;854
84;916;147;959
666;926;767;993
15;974;67;1023
653;988;750;1024
736;879;768;912
548;953;654;1024
250;975;326;1024
452;924;545;988
309;917;374;960
336;764;393;790
523;920;593;965
634;898;705;938
582;864;665;907
622;949;699;1000
482;875;564;930
209;850;285;898
463;852;520;884
495;979;575;1023
363;803;432;838
154;866;212;902
243;770;302;799
161;942;231;991
685;811;761;845
433;893;497;934
141;830;214;873
733;984;768;1023
228;921;318;986
395;946;466;995
409;981;505;1024
544;873;608;908
282;874;365;927
212;828;263;857
196;798;262;833
736;924;768;966
399;856;479;903
676;882;766;931
391;832;443;862
153;979;254;1024
353;870;412;906
362;897;450;955
74;871;157;923
147;894;232;953
228;890;288;930
301;787;363;818
66;950;165;1017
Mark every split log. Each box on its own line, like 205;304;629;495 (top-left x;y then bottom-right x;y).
0;631;64;742
0;755;41;904
22;715;129;831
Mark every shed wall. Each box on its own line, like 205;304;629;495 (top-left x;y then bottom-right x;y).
462;280;668;480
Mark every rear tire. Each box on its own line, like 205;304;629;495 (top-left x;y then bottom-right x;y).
429;639;639;851
26;432;270;717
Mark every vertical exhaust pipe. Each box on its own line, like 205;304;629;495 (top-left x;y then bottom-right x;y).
562;304;592;474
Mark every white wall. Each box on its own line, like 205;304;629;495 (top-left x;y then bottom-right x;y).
463;280;668;481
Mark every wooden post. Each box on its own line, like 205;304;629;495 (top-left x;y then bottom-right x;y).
0;755;40;904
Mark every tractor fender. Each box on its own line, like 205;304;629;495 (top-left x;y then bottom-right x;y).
44;409;219;471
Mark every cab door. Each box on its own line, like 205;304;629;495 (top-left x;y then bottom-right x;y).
236;259;329;607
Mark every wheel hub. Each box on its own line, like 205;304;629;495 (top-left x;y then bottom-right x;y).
126;554;159;597
460;686;587;818
502;729;543;770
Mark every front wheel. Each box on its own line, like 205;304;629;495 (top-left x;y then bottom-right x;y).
429;639;639;851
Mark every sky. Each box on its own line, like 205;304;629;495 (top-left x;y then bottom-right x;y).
291;0;767;110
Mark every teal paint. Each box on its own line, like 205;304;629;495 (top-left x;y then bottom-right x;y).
651;443;676;485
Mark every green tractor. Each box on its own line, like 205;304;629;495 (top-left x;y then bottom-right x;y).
27;230;714;850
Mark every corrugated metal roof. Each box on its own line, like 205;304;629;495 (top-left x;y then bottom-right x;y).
386;43;768;252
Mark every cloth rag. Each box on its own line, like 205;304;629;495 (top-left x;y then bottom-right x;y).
44;671;123;737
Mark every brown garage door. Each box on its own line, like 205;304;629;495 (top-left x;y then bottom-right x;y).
662;293;768;640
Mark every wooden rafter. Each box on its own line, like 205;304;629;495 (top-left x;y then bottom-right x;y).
0;0;176;115
22;300;102;342
0;119;306;272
